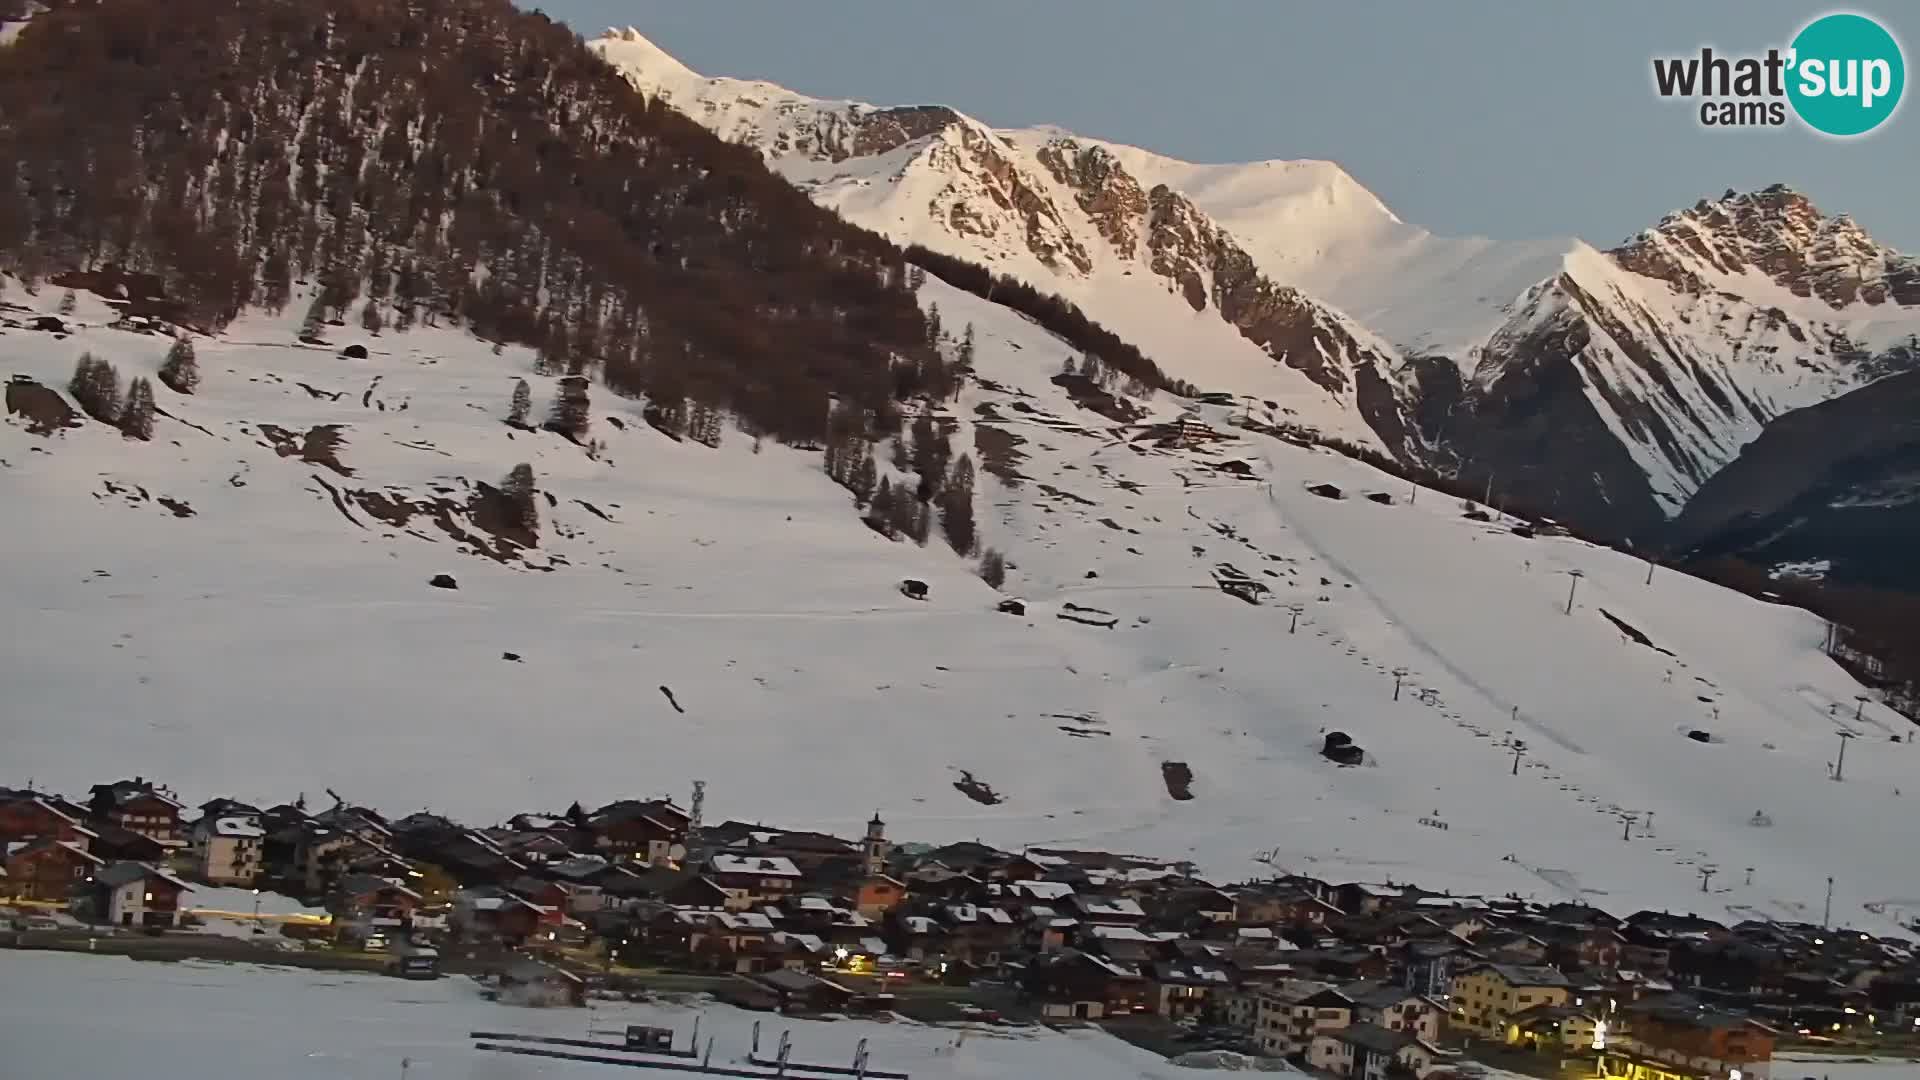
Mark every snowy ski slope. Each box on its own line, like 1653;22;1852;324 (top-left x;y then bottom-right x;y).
3;276;1915;930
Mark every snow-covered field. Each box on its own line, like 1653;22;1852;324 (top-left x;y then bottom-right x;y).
4;273;1916;930
0;951;1219;1080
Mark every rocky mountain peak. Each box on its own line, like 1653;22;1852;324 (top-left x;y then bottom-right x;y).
1612;184;1918;308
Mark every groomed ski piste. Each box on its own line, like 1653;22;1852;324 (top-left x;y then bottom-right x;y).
4;272;1917;932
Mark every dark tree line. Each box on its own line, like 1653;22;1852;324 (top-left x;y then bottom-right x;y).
0;0;953;449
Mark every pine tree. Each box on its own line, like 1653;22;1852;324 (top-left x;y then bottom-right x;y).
158;337;200;395
940;453;978;556
360;301;384;334
119;377;156;441
906;265;927;292
508;378;531;427
867;477;899;537
958;323;976;369
925;302;943;345
978;548;1008;589
67;352;122;423
908;499;932;545
544;375;591;441
850;452;878;507
57;289;76;316
501;462;540;535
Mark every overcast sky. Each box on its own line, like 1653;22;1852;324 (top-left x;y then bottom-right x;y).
531;1;1917;250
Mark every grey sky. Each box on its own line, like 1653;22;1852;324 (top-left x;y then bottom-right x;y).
531;1;1917;250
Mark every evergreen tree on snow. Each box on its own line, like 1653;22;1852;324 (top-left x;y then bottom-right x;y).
158;337;200;395
958;323;976;369
940;453;978;556
544;375;591;441
67;352;122;423
501;462;540;534
507;378;531;427
978;547;1008;589
119;377;156;441
925;302;942;345
57;289;76;316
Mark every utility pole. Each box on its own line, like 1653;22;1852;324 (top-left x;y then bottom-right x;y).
1288;606;1301;634
1621;814;1637;841
1855;694;1871;723
1393;668;1408;702
1511;741;1526;776
1698;865;1716;893
1834;731;1855;781
1564;570;1584;615
1824;876;1834;927
1644;559;1656;586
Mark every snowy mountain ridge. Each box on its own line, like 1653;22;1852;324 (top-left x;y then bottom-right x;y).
592;28;1920;554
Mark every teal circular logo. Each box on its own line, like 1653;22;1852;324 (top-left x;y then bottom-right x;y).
1787;13;1905;136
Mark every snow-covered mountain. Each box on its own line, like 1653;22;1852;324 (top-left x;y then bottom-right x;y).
6;275;1917;931
589;29;1424;457
591;30;1920;567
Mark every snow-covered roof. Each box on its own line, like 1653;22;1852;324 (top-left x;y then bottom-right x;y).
1074;895;1146;918
213;816;264;838
710;853;800;877
1089;924;1156;943
1008;879;1075;900
1237;927;1277;940
771;932;825;952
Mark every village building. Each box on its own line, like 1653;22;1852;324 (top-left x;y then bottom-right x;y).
0;793;98;849
1024;949;1149;1019
706;853;802;909
3;836;104;901
1505;1003;1606;1055
188;813;264;886
1451;963;1574;1037
1308;1023;1447;1079
1599;1002;1778;1080
588;799;690;866
84;861;191;929
86;778;187;847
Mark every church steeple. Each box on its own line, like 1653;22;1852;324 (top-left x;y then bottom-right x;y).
862;811;889;875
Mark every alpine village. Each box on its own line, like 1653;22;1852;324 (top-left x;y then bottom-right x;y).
3;775;1913;1080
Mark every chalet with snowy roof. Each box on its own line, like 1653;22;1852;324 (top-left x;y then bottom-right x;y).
1236;885;1343;929
187;812;264;886
1063;893;1144;928
1024;949;1150;1019
587;799;689;866
706;853;802;909
84;861;191;929
1147;952;1235;1021
1334;881;1410;916
86;778;186;847
3;836;103;901
0;792;97;850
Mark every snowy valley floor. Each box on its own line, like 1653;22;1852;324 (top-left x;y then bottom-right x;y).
4;278;1918;930
0;951;1234;1080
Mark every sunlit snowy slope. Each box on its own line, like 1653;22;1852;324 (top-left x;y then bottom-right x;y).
4;273;1915;932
